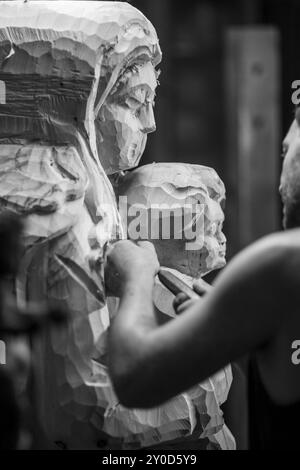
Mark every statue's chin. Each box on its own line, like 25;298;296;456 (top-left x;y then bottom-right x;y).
210;255;226;272
104;151;143;176
198;256;226;278
157;254;226;279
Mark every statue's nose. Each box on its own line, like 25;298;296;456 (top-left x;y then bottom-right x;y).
218;231;227;246
139;103;156;134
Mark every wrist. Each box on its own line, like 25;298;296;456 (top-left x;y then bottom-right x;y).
122;271;156;296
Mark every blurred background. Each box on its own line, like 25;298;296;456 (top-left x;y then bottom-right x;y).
130;0;300;263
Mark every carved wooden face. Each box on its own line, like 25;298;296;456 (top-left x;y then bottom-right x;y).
96;61;158;175
118;163;226;278
199;197;226;275
151;194;226;278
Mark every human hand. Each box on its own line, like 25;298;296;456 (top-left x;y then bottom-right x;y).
105;240;160;297
172;278;210;315
172;293;200;315
192;278;213;296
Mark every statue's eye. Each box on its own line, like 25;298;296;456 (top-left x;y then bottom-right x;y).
281;144;288;159
125;97;143;111
126;63;140;75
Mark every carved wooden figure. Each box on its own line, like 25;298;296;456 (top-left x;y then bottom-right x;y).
0;0;168;449
0;1;234;450
118;163;235;450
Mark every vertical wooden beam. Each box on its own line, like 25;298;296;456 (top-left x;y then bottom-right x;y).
0;80;5;104
225;28;280;255
0;339;5;365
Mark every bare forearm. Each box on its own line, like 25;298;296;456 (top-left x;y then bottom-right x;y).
108;273;157;403
125;239;285;405
108;234;288;408
116;274;156;330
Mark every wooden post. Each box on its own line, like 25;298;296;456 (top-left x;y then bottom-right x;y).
0;80;5;104
225;28;280;255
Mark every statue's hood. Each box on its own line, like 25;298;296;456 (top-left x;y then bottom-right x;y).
0;1;161;68
0;1;161;136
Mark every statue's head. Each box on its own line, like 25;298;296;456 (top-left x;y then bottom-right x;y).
95;40;159;175
0;1;161;245
0;1;161;173
118;163;226;278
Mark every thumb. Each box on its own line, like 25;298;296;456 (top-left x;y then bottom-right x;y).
192;279;212;296
173;292;190;311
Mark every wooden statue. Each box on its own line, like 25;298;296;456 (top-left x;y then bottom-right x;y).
0;1;234;450
0;0;164;449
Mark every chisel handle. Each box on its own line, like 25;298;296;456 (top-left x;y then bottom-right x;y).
158;269;201;300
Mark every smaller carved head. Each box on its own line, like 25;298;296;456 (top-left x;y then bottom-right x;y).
118;163;226;278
